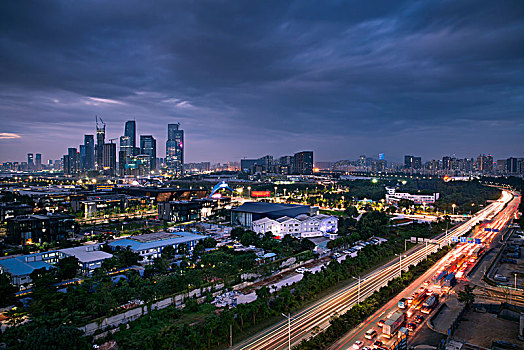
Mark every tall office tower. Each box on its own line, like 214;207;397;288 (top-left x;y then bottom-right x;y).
103;143;117;175
293;151;313;174
124;120;137;155
66;147;79;174
486;155;494;173
35;154;42;170
96;117;106;170
120;135;133;175
404;155;414;169
166;123;184;175
413;157;422;169
79;145;86;171
442;156;451;171
378;153;385;161
84;135;95;170
140;135;157;170
27;153;34;170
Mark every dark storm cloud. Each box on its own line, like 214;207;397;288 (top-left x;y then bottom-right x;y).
0;0;523;163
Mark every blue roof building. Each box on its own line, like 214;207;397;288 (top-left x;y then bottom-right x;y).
107;231;206;262
0;251;59;288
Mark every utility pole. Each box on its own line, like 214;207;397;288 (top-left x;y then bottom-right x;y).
230;324;233;348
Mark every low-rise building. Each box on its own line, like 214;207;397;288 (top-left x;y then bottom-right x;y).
0;202;33;223
58;244;113;274
252;213;338;239
158;197;231;223
6;213;75;245
231;202;315;227
107;231;206;263
0;251;58;288
385;187;439;205
0;244;114;287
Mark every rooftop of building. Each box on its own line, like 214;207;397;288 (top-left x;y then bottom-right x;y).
58;244;113;263
0;252;56;276
8;213;75;222
108;231;206;251
232;202;309;214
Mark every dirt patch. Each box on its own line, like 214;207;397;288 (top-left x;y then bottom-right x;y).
453;309;524;348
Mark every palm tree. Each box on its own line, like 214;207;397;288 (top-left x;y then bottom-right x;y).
457;284;476;309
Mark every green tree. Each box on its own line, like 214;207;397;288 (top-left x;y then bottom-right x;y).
457;284;476;309
344;205;358;218
56;256;79;281
0;273;16;307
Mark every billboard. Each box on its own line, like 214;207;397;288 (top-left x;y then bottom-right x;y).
251;191;271;198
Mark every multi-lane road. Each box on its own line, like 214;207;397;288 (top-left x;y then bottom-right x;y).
235;190;516;350
330;190;520;350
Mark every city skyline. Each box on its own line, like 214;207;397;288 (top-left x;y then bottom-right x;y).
1;1;523;163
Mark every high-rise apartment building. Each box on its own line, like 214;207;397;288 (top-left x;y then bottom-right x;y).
293;151;313;174
140;135;157;170
166;123;184;175
84;135;95;170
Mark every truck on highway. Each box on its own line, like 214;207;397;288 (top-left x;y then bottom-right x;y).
421;294;439;314
433;271;447;285
443;273;456;288
382;311;405;338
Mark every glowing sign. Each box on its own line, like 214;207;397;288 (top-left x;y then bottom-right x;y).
251;191;271;197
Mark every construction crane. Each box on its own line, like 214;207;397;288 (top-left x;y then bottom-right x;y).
108;137;117;144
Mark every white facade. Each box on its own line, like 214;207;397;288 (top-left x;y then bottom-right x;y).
385;187;439;204
252;214;338;239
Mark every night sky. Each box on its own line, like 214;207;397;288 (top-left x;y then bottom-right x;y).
1;1;523;164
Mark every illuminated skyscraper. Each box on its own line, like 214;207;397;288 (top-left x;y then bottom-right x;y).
84;135;95;170
124;120;136;153
27;153;34;170
96;117;106;170
140;135;157;170
166;123;184;175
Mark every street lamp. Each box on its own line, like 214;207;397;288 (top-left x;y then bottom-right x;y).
352;276;362;304
452;204;456;216
282;313;295;350
395;254;406;277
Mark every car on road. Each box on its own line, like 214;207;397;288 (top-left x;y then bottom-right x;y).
364;329;377;340
372;340;383;349
414;315;424;324
352;340;364;349
377;319;385;327
295;267;310;274
407;322;417;331
362;347;371;350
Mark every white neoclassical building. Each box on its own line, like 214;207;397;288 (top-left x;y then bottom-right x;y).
252;214;338;239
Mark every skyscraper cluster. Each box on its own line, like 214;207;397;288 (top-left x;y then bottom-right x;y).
240;151;313;175
61;118;183;177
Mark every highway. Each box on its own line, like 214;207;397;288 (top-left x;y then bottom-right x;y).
234;190;515;350
329;191;520;350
